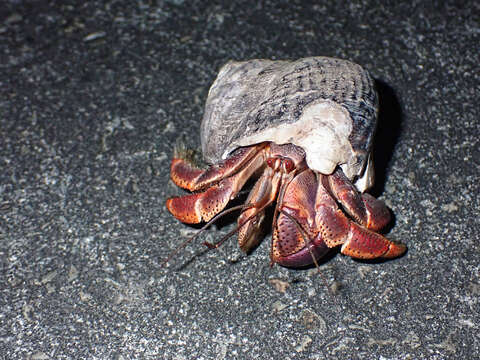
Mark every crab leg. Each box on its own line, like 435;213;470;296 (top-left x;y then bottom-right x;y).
170;145;265;191
272;170;405;266
237;167;282;253
326;168;391;231
315;175;406;259
166;150;265;224
271;170;330;267
339;222;406;259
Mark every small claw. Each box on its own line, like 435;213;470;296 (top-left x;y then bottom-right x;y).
238;168;281;253
340;222;406;259
237;210;266;253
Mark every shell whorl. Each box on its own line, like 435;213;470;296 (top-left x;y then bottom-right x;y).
200;57;378;190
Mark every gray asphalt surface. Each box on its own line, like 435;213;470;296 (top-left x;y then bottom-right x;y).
1;1;479;359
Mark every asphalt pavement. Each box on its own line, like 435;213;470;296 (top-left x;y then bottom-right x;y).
1;1;479;359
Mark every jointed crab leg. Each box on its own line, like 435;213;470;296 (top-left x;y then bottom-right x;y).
170;145;265;191
271;170;329;267
237;167;282;252
166;148;265;224
272;168;406;266
326;168;391;231
339;221;406;259
315;174;405;259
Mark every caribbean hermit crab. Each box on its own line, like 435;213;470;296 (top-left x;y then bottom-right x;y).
166;57;406;267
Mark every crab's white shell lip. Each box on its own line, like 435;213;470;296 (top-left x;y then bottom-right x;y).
221;100;374;192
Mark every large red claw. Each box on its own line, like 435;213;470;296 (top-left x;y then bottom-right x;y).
237;169;274;253
272;209;309;261
341;222;406;259
271;170;327;267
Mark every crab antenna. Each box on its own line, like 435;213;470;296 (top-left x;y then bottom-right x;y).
161;204;248;268
279;210;336;299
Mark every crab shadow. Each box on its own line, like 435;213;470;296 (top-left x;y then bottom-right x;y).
371;79;403;197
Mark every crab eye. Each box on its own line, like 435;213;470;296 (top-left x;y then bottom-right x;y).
267;158;275;168
283;158;294;172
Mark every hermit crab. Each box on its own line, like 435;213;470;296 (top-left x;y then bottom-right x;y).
166;57;406;267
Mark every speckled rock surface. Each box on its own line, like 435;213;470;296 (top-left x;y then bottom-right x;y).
1;1;479;359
